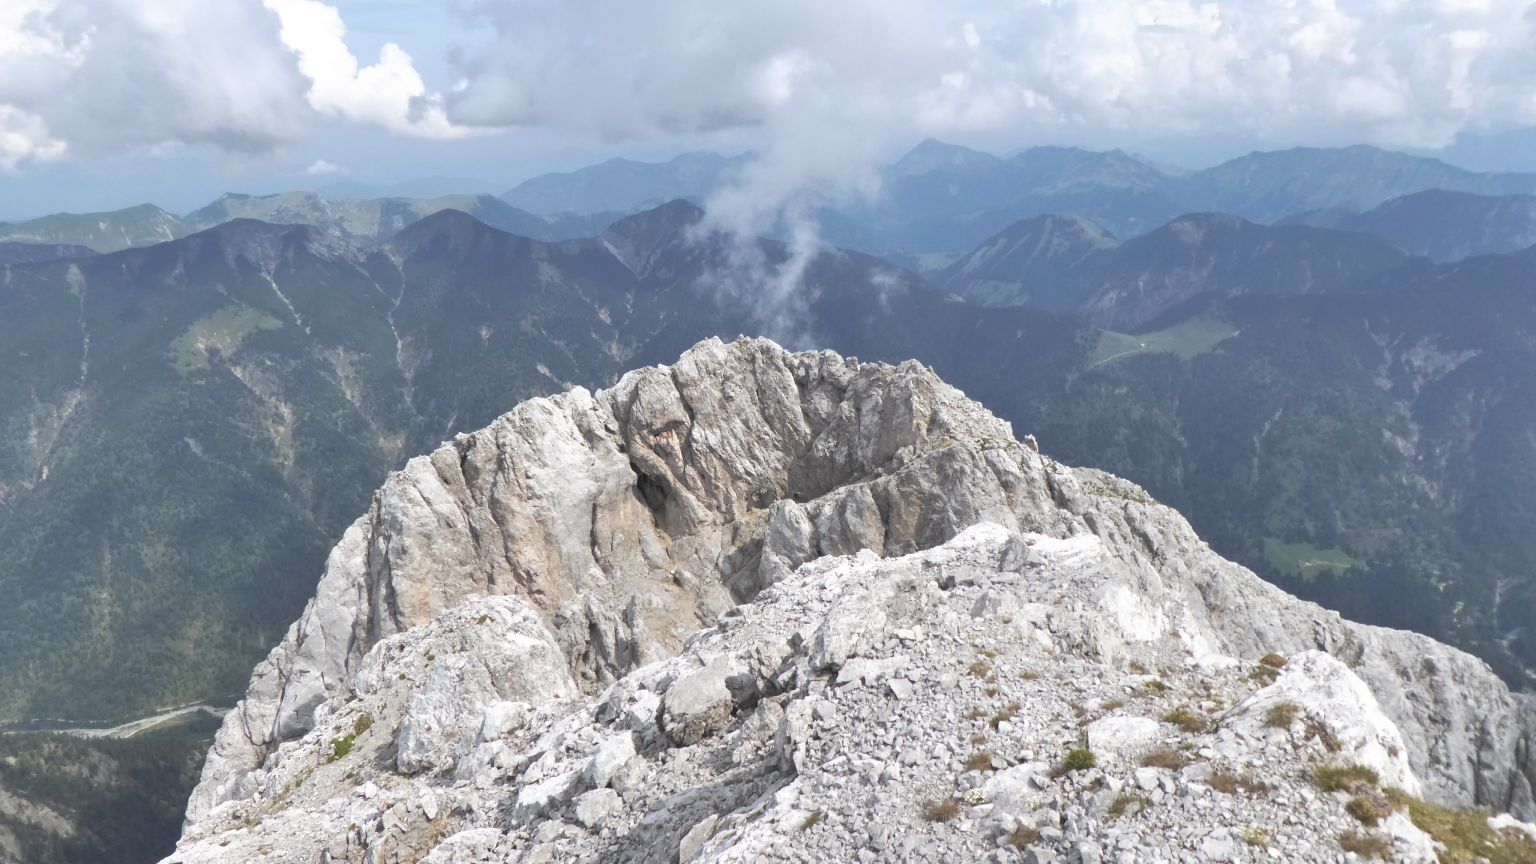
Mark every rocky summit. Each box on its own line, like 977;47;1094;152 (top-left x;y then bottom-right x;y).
167;337;1536;863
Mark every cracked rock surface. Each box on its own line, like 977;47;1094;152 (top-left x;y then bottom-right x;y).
170;337;1536;862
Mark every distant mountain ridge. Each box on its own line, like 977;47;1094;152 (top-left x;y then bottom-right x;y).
940;210;1410;330
0;242;96;265
183;192;556;245
1183;144;1536;222
1280;189;1536;261
0;204;187;253
9;141;1534;261
501;151;751;215
0;193;624;254
500;140;1536;261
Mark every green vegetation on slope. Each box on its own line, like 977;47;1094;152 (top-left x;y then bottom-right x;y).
169;304;284;373
1088;314;1241;366
1263;537;1361;580
0;713;219;864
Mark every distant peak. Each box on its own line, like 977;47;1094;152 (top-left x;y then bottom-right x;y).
600;200;704;278
390;208;509;254
893;138;998;174
604;199;704;239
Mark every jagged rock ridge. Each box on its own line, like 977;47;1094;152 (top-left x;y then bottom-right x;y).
171;337;1536;863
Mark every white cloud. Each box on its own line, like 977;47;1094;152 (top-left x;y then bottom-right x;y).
0;0;462;170
263;0;465;139
0;105;65;172
445;0;1536;150
303;158;344;175
2;0;1535;179
0;0;310;165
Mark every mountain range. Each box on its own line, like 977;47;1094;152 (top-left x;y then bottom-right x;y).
3;199;1533;732
500;140;1536;263
0;193;619;254
1280;189;1536;262
9;141;1536;267
500;151;751;215
937;211;1410;330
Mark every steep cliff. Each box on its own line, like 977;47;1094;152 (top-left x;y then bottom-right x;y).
170;338;1536;863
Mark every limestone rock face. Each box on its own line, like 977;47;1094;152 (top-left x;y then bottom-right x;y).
173;337;1536;863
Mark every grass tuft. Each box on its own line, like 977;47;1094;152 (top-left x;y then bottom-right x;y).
1208;770;1270;796
1337;830;1392;860
922;797;961;823
1007;826;1041;849
1107;792;1149;819
1384;787;1536;864
1312;763;1379;795
1241;827;1270;849
1265;701;1301;728
1346;794;1393;827
1057;748;1096;775
965;751;996;772
1139;746;1188;770
1161;706;1209;733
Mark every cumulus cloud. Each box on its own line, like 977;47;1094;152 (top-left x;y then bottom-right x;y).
303;158;344;175
263;0;465;139
0;0;460;170
448;0;1536;151
0;105;65;172
0;0;312;163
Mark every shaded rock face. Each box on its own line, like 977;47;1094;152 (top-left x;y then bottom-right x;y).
177;337;1536;861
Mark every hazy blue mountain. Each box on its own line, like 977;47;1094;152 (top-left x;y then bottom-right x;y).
1182;145;1536;223
1073;213;1410;330
1280;189;1536;262
184;192;557;244
941;211;1409;330
0;242;96;265
933;213;1117;310
0;204;188;253
478;141;1536;264
853;141;1183;258
316;176;495;199
501;152;751;215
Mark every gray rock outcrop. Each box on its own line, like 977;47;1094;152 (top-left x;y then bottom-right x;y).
171;337;1536;863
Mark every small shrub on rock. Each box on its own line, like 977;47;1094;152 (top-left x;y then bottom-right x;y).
1259;653;1288;669
1007;825;1041;849
1061;748;1096;772
965;751;996;772
1140;746;1188;770
1208;770;1271;796
1265;701;1301;728
922;797;961;823
1346;794;1393;827
1161;706;1209;733
1313;763;1379;794
1249;665;1280;684
1338;830;1392;860
1107;792;1149;819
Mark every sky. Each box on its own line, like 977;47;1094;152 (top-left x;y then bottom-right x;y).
3;0;1536;220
